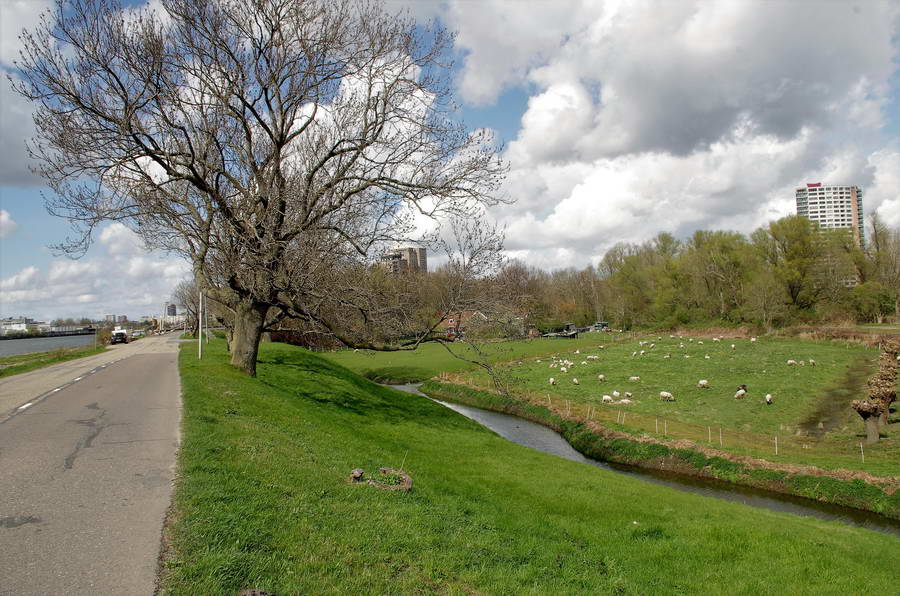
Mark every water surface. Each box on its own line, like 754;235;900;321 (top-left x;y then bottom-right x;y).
0;335;96;357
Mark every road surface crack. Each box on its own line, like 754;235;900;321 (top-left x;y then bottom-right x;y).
64;410;108;470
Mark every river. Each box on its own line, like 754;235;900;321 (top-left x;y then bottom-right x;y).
0;334;97;357
391;383;900;538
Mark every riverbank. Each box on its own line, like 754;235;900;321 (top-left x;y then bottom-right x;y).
0;345;107;378
419;379;900;519
161;339;897;594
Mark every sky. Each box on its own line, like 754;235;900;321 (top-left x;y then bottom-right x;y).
1;0;900;321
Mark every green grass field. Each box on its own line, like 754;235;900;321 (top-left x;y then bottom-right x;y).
455;335;899;476
0;344;106;378
321;334;627;382
163;339;898;594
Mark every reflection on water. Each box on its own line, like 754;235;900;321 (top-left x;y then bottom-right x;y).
391;384;900;538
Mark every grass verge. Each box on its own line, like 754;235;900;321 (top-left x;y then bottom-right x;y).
163;339;898;594
0;345;106;378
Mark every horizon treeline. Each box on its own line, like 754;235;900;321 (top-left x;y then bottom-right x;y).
496;214;899;332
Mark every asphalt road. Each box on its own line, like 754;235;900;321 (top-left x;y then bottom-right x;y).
0;334;182;595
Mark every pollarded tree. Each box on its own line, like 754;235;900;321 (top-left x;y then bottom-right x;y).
13;0;505;375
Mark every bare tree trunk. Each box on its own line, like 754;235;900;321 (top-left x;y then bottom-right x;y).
230;302;267;376
865;416;880;444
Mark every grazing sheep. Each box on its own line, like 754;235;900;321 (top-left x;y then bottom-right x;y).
624;392;633;398
751;337;757;343
808;359;816;366
640;350;646;356
536;359;542;363
659;391;675;401
683;354;690;359
572;378;579;385
581;361;588;365
597;374;606;382
698;379;709;389
649;343;655;349
560;367;568;373
663;353;671;359
602;395;614;403
618;399;633;405
689;338;694;343
798;360;805;367
575;349;581;354
704;354;710;359
628;376;641;382
731;344;736;350
587;355;599;360
549;378;557;385
734;389;747;399
712;337;721;342
787;359;798;366
697;340;703;345
612;390;621;398
765;394;773;405
679;343;685;349
632;351;638;358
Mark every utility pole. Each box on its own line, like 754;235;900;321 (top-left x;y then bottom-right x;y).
198;293;203;360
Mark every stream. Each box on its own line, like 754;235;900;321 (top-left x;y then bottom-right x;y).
390;383;900;538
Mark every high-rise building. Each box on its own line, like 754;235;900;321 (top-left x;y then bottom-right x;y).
115;315;128;323
167;303;177;316
104;314;115;322
795;183;865;247
380;247;428;274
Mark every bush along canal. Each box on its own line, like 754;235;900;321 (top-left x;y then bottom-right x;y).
405;382;900;532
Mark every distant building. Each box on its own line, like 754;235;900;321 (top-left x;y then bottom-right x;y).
795;183;865;248
167;303;177;316
104;314;115;322
0;317;39;335
381;247;427;274
116;315;128;323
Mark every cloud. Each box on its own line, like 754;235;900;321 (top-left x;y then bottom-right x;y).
0;209;17;238
439;0;900;267
0;223;190;320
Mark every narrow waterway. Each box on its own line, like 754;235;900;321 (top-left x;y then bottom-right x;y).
390;383;900;538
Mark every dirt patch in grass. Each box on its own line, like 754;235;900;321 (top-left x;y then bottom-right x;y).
798;355;874;437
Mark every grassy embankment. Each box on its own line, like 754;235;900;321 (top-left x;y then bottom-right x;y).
448;335;899;476
0;345;106;378
323;334;626;383
163;338;898;594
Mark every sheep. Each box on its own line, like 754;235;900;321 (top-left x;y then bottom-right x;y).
679;343;685;349
659;391;675;401
765;394;773;405
689;338;694;343
734;389;747;399
750;337;757;343
663;353;672;359
549;378;557;385
698;379;709;389
624;392;633;398
712;337;721;342
697;340;703;345
731;344;736;350
575;349;581;354
597;374;606;382
704;354;711;359
612;390;621;398
560;367;568;373
649;343;655;349
808;359;816;366
581;361;588;365
602;395;614;403
587;355;599;360
628;376;641;382
787;359;798;366
536;359;542;363
572;378;579;385
798;360;805;367
683;354;691;359
640;350;646;356
618;399;633;405
632;351;638;358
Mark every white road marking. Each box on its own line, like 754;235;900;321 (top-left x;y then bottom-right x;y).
73;377;83;381
18;403;33;410
52;388;61;392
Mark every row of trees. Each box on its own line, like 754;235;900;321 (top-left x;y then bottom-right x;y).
500;215;899;332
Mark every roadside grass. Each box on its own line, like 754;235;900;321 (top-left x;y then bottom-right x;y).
456;335;899;475
164;338;898;595
0;345;106;378
321;334;626;382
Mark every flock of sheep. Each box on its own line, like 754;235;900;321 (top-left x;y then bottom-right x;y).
541;335;810;408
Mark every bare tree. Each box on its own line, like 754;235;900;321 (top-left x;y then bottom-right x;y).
171;278;199;336
14;0;505;375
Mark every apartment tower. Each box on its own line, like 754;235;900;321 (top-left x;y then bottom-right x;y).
795;183;864;248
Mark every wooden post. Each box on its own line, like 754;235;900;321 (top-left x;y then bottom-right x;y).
622;412;626;424
719;427;723;447
547;394;551;407
708;426;711;442
664;420;667;436
774;435;778;456
860;443;865;463
655;418;658;433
